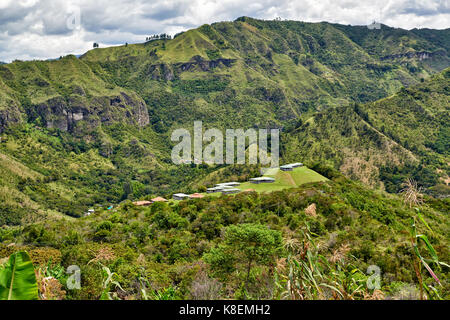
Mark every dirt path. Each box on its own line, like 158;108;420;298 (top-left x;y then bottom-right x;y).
285;172;296;186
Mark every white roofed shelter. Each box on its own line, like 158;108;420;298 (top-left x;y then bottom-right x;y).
221;188;241;195
249;177;276;184
173;193;190;200
216;182;240;188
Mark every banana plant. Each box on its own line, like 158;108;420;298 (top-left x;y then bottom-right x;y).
0;251;39;300
410;208;449;300
99;265;124;300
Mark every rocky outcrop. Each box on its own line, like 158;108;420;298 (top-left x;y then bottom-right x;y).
146;63;175;81
145;56;236;81
30;92;149;132
0;103;23;133
174;56;236;73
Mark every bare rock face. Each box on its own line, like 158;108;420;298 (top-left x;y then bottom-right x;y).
174;56;236;73
0;103;23;133
109;92;150;127
30;92;149;132
144;56;236;81
146;63;175;81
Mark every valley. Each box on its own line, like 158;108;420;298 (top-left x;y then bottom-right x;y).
0;17;448;301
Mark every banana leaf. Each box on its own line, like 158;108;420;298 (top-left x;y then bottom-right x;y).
0;251;39;300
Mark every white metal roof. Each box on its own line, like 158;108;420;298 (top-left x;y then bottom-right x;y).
288;162;303;167
221;188;241;192
208;186;225;191
216;182;240;187
250;177;275;181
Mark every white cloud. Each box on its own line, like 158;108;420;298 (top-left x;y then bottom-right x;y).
0;0;448;62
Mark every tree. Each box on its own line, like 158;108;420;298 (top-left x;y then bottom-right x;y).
203;224;282;289
121;181;133;201
93;43;99;48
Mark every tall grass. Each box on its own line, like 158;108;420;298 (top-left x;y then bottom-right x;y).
274;224;378;300
409;208;448;300
401;179;448;300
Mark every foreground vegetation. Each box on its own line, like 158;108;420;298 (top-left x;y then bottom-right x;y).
1;168;448;300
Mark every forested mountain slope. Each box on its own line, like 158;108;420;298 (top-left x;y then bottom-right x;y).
282;69;449;190
0;17;448;220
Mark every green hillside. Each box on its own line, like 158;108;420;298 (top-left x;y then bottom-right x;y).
75;18;448;132
197;166;328;196
237;166;328;193
283;69;449;192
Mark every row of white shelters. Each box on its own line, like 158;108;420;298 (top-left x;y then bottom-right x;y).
207;182;241;193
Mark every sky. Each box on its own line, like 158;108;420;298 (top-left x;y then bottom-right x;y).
0;0;449;62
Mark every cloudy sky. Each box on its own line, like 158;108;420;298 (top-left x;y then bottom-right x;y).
0;0;449;62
